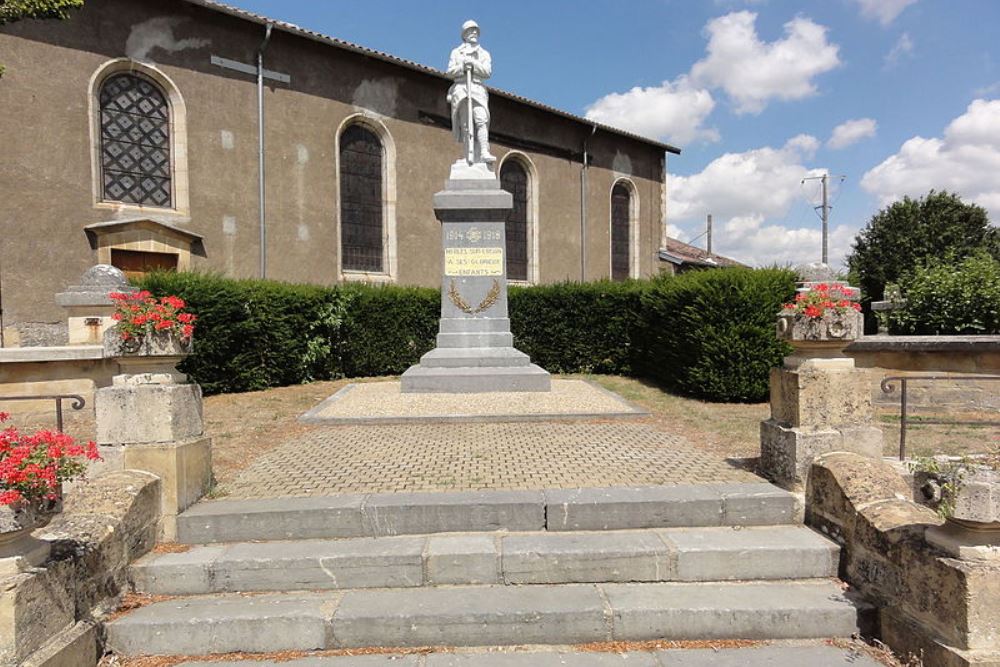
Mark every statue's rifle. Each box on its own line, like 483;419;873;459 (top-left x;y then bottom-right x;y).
465;61;475;165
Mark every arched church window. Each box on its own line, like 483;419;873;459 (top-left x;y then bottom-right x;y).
99;73;172;207
611;182;631;281
500;159;529;281
340;124;384;273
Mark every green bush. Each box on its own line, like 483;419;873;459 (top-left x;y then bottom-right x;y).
137;272;349;394
637;268;796;402
888;253;1000;335
509;281;647;375
339;283;439;377
137;268;797;403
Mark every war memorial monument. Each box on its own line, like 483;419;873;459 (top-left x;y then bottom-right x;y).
401;20;551;393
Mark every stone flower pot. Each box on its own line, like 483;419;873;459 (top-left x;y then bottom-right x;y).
103;326;192;380
776;310;862;364
0;497;59;573
948;467;1000;533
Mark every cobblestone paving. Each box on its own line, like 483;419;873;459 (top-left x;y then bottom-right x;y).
220;421;760;498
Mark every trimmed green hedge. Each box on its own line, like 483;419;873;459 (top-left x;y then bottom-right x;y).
136;267;796;402
888;253;1000;335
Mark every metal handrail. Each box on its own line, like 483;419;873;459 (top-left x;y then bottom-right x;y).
0;394;86;432
880;375;1000;461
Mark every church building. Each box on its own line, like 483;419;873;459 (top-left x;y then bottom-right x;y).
0;0;679;345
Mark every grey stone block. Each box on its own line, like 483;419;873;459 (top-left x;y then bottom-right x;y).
177;495;366;543
362;490;545;536
96;382;204;445
426;652;661;666
418;347;531;368
426;535;499;585
435;332;514;348
545;486;724;531
21;621;98;667
332;584;609;648
659;526;839;581
712;483;798;526
501;532;674;584
653;646;885;666
400;364;551;393
130;545;226;595
760;420;882;489
602;581;861;641
105;593;337;656
213;537;425;592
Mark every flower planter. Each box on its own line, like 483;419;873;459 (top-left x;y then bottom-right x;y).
103;326;192;380
776;310;862;366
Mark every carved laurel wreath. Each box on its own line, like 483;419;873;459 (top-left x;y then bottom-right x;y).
449;279;501;315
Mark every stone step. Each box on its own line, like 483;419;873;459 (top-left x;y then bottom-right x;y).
175;643;886;666
176;484;797;544
417;347;532;368
106;580;865;657
400;363;552;393
132;526;838;595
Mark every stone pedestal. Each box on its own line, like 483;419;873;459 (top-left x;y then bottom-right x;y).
926;468;1000;560
401;175;550;393
761;300;882;489
95;371;212;540
54;264;137;345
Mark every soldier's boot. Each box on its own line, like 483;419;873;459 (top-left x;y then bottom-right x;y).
477;123;496;163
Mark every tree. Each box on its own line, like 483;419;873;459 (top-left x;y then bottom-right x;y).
0;0;83;77
847;190;999;303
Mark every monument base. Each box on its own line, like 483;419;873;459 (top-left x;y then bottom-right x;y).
760;419;882;489
401;362;551;393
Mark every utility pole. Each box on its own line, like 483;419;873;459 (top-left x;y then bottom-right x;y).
801;173;845;265
706;214;713;255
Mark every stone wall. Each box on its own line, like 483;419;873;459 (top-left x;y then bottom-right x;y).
847;335;1000;411
0;347;122;422
806;452;1000;667
0;471;160;667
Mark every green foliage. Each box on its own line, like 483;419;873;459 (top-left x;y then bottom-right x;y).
138;272;349;394
847;190;999;303
509;281;647;375
887;253;1000;335
637;268;796;402
136;268;796;403
0;0;83;77
338;283;439;377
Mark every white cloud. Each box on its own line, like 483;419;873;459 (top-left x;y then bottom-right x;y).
585;76;718;146
975;81;1000;97
861;99;1000;219
689;11;840;114
827;118;878;149
854;0;918;26
667;135;859;267
713;215;857;267
884;32;915;68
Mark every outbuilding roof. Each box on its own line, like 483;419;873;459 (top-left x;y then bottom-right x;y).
181;0;682;155
658;238;745;269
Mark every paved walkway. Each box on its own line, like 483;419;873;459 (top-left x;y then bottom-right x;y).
219;421;760;499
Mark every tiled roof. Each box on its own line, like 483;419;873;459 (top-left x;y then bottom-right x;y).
659;237;745;268
181;0;681;154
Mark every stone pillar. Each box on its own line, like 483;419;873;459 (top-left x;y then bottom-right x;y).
400;172;550;393
95;337;212;541
760;281;883;490
54;264;137;345
925;468;1000;561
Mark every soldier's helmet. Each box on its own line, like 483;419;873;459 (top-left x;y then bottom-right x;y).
461;20;480;39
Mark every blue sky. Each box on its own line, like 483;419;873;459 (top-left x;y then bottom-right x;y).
228;0;1000;269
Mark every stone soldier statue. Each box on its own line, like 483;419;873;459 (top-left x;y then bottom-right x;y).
447;19;495;165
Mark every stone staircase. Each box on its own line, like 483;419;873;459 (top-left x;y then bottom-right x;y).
105;483;869;659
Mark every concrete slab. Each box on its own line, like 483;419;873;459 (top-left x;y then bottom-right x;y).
501;532;674;584
332;584;609;648
659;526;839;581
131;545;226;594
213;536;425;592
602;581;861;641
714;483;799;526
362;490;545;536
105;592;337;656
178;495;367;543
545;486;724;531
179;658;421;667
426;653;661;666
653;645;885;666
299;379;648;425
426;534;499;584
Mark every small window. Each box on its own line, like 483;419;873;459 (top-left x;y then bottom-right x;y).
340;124;384;273
99;73;172;207
611;183;631;281
500;160;529;281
